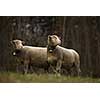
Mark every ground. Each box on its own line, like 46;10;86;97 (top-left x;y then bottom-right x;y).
0;72;100;83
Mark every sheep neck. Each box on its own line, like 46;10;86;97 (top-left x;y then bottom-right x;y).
47;45;57;53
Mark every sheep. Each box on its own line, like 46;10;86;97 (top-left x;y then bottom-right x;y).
11;40;48;74
47;35;81;76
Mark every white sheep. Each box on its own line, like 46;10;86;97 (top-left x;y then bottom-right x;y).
11;40;48;74
47;35;81;76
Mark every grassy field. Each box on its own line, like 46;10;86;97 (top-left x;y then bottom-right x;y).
0;72;100;83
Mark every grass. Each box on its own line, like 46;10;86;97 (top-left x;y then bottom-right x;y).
0;72;100;83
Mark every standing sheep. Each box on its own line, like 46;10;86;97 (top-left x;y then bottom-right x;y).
47;35;81;76
11;40;48;74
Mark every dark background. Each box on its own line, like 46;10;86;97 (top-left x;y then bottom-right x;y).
0;16;100;77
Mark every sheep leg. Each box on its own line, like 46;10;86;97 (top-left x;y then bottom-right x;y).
50;60;62;76
75;61;81;76
48;64;58;74
16;64;23;73
56;60;62;74
48;65;55;73
16;59;23;73
28;65;34;74
49;60;62;76
70;67;75;76
23;64;29;74
76;66;81;76
72;63;81;77
23;60;29;74
16;63;19;73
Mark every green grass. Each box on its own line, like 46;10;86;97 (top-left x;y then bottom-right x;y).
0;72;100;83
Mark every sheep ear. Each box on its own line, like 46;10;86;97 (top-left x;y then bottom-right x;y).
57;39;61;45
58;36;61;40
10;40;13;44
22;41;25;45
55;35;61;40
48;35;51;38
56;36;61;45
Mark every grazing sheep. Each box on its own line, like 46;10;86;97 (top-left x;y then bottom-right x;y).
11;40;48;74
47;35;81;76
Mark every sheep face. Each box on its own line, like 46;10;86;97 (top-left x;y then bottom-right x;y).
48;35;61;47
11;40;25;49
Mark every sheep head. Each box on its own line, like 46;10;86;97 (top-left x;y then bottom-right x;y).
11;39;25;49
48;35;61;47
